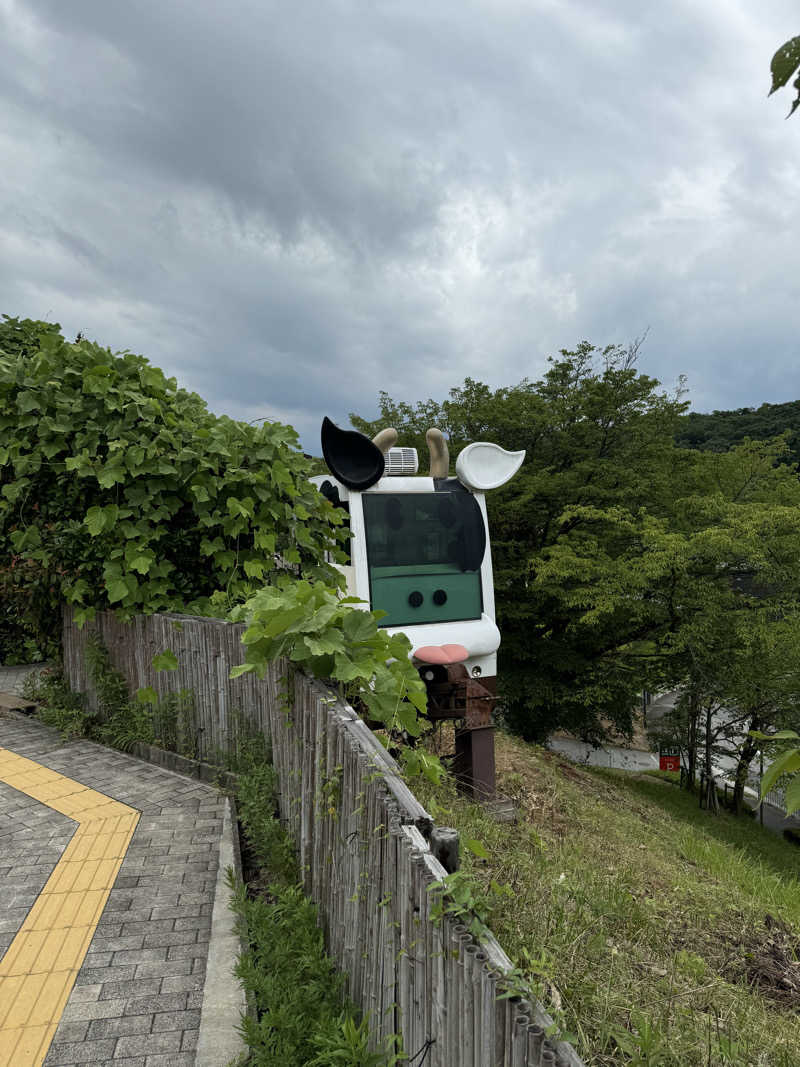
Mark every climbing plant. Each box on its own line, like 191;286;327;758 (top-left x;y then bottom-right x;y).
230;578;443;782
0;317;347;658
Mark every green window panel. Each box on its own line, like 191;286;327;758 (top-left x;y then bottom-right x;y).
363;493;484;627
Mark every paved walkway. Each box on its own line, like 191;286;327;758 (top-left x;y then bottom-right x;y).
0;709;246;1067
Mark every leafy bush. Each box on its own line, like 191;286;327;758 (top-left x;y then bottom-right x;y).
26;638;198;757
229;577;443;782
0;316;346;658
22;666;93;739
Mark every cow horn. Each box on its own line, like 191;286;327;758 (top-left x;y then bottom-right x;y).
426;428;449;478
372;428;398;453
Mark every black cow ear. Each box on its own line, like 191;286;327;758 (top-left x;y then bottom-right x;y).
321;417;385;491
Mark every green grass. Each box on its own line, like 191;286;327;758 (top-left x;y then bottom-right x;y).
415;732;800;1066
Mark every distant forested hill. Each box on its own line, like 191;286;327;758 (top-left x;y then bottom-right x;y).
676;400;800;467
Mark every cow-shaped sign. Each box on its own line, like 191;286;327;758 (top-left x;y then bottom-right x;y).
313;418;524;797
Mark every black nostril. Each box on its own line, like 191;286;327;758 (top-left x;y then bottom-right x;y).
433;589;447;605
408;591;424;608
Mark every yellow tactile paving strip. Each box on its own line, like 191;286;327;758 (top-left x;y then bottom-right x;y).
0;747;139;1066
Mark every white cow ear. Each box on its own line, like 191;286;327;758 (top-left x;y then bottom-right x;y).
455;442;525;491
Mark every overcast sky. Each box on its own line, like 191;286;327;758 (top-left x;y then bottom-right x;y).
1;1;799;450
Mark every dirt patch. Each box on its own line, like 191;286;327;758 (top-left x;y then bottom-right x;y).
726;914;800;1009
632;773;672;787
237;820;278;904
556;761;587;782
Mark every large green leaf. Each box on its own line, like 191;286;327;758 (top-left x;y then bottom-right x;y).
784;775;800;816
761;747;800;796
770;37;800;118
105;577;129;604
152;650;179;671
770;37;800;94
342;610;378;643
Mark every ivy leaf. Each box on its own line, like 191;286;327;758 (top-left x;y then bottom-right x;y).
464;838;490;860
333;652;366;683
98;464;126;488
243;559;265;579
136;686;159;704
106;577;129;603
395;701;421;738
406;686;428;714
128;554;154;575
226;496;253;518
254;529;276;553
302;632;345;656
152;650;179;671
85;507;106;536
387;633;413;660
770;36;800;94
73;605;97;628
343;610;378;643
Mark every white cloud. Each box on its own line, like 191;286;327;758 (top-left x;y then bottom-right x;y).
1;0;799;446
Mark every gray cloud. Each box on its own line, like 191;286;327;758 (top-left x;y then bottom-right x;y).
1;0;799;451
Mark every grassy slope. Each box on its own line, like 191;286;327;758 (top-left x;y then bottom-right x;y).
416;731;800;1067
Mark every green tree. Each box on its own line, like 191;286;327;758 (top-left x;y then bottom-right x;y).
0;319;345;660
675;401;800;466
542;438;800;810
353;341;690;742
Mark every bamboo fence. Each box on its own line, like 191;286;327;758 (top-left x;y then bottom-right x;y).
62;607;583;1067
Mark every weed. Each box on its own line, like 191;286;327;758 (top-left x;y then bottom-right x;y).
230;763;401;1066
23;667;94;740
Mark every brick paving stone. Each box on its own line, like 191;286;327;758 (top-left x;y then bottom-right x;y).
100;979;162;1001
124;992;189;1017
43;1037;118;1064
160;973;205;994
173;916;211;934
134;959;194;980
143;929;199;949
151;1010;201;1032
1;713;234;1066
61;998;127;1023
54;1021;90;1043
76;964;138;986
87;1014;154;1040
142;1055;195;1067
166;943;208;961
115;1031;183;1057
113;947;170;966
181;1030;199;1053
69;984;103;1003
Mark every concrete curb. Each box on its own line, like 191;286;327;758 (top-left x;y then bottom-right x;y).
129;741;240;793
114;741;255;1064
196;793;249;1067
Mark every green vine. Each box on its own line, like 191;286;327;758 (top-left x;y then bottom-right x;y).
229;578;444;783
0;317;347;658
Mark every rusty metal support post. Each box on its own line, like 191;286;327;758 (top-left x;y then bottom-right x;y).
454;724;496;800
